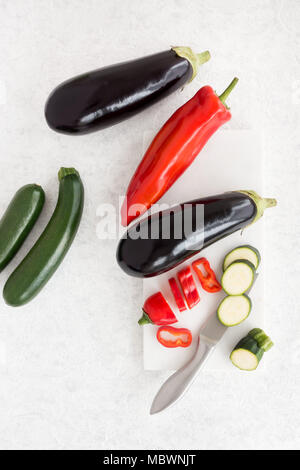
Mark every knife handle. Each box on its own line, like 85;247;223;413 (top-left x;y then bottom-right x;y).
150;336;215;414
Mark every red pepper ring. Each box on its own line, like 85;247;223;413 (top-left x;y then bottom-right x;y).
177;266;200;309
157;326;192;348
168;277;187;312
192;257;221;293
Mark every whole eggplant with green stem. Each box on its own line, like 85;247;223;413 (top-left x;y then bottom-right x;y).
45;46;210;135
117;190;277;278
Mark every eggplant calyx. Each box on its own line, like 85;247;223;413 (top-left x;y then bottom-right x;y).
238;190;277;225
172;47;210;82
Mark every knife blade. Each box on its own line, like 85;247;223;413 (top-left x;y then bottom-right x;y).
150;316;226;415
150;274;258;415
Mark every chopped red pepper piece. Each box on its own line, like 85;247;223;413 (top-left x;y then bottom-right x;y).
157;326;192;348
121;78;238;226
138;292;177;326
192;257;221;293
177;266;200;309
168;277;187;312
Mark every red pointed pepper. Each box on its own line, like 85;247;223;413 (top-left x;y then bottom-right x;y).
157;326;192;348
138;292;177;326
177;266;200;309
168;277;187;312
121;77;238;226
192;257;222;293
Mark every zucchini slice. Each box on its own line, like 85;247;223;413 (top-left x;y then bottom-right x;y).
217;294;251;326
230;328;274;371
230;337;264;370
221;259;255;295
223;245;260;271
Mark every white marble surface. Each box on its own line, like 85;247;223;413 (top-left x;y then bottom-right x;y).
0;0;299;450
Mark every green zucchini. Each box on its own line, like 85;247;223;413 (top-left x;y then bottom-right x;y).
223;245;261;271
3;168;84;306
230;337;263;370
230;328;273;371
0;184;45;272
217;294;251;326
247;328;274;351
221;259;255;295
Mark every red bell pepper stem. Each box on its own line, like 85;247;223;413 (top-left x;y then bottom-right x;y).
177;266;200;309
168;277;187;312
121;78;238;226
157;326;192;348
218;77;239;108
138;292;177;326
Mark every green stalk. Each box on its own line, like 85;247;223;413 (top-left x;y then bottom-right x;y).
172;46;210;82
58;167;79;181
138;311;152;326
247;328;274;352
218;77;239;108
238;190;277;225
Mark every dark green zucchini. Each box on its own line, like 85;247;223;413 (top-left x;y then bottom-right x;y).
0;184;45;272
230;328;274;370
3;168;84;306
230;336;264;370
247;328;274;352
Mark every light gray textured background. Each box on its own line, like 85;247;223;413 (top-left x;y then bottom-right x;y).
0;0;299;450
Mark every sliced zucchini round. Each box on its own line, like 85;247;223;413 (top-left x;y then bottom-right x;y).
221;259;255;295
230;336;264;371
230;348;262;371
223;245;261;271
217;294;251;326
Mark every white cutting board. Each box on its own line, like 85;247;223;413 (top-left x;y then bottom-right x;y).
143;130;265;371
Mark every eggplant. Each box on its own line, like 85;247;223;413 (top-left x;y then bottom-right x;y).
45;47;210;135
116;190;277;278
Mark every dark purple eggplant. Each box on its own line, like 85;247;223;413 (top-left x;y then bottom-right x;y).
45;47;210;135
116;190;276;278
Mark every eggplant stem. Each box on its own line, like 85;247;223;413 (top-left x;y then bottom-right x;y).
196;50;211;66
262;197;277;209
172;46;210;82
238;190;277;226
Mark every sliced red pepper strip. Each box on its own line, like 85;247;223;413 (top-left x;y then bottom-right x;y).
192;257;221;293
138;292;177;326
177;266;200;309
157;326;192;348
121;78;238;226
168;277;187;312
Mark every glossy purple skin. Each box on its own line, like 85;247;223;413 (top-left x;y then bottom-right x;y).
45;50;192;135
117;192;257;278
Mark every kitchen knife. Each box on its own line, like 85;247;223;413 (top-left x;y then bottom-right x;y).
150;275;258;415
150;310;227;415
